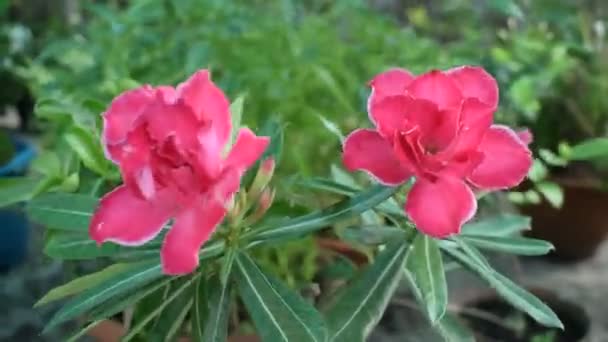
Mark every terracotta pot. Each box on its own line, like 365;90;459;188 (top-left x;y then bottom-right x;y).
521;175;608;261
86;319;259;342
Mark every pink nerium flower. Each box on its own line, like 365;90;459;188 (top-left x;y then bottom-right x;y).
343;66;532;238
89;70;269;275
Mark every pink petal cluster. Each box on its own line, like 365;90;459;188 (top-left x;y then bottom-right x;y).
343;66;532;238
89;70;269;275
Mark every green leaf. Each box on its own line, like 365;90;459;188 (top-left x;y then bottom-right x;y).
228;95;245;148
461;235;554;256
201;276;233;342
249;184;398;241
121;275;199;341
89;278;172;321
191;276;208;342
569;138;608;160
0;177;40;208
44;260;164;332
324;240;409;341
64;125;109;176
44;232;121;259
149;279;194;341
318;114;345;143
339;225;405;246
435;313;475;342
444;244;563;329
259;117;285;166
293;177;405;217
36;263;131;307
31;151;63;178
235;252;328;342
406;235;447;323
27;192;98;231
535;181;564;208
219;246;237;285
461;214;530;237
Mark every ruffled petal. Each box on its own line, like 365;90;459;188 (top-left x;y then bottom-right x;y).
102;86;156;145
453;98;494;153
161;196;227;275
105;125;156;199
405;176;477;238
176;70;231;148
89;185;175;246
368;95;409;138
145;101;200;154
343;129;412;185
406;70;462;110
468;125;533;189
447;66;498;110
224;128;270;172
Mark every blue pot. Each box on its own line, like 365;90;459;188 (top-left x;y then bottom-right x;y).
0;134;35;272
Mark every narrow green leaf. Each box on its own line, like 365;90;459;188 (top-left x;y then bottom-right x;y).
461;235;554;256
219;247;237;285
229;95;245;147
64;125;109;176
121;274;199;342
293;177;405;217
44;232;122;260
461;214;531;237
406;235;448;323
436;313;475;342
36;263;131;307
452;237;493;272
535;181;564;208
235;252;328;342
318;114;345;143
0;177;40;208
44;260;164;332
27;192;98;231
249;184;398;241
89;278;173;321
325;240;409;341
569;137;608;160
202;276;232;342
259;117;285;166
339;225;405;246
444;245;563;329
191;276;208;342
149;279;194;341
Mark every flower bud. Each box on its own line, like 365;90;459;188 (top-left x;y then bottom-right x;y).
249;158;275;200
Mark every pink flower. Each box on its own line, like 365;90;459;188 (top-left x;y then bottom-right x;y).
343;66;532;238
89;70;269;275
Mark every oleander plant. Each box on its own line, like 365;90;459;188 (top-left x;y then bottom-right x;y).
21;65;565;341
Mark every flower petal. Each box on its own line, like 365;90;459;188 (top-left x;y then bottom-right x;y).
405;176;477;238
447;66;498;109
161;197;227;275
176;70;231;148
453;98;494;153
145;101;200;153
468;125;533;189
224;128;270;172
517;129;533;145
102;86;156;145
406;70;462;110
343;129;412;185
89;185;175;246
368;95;409;138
